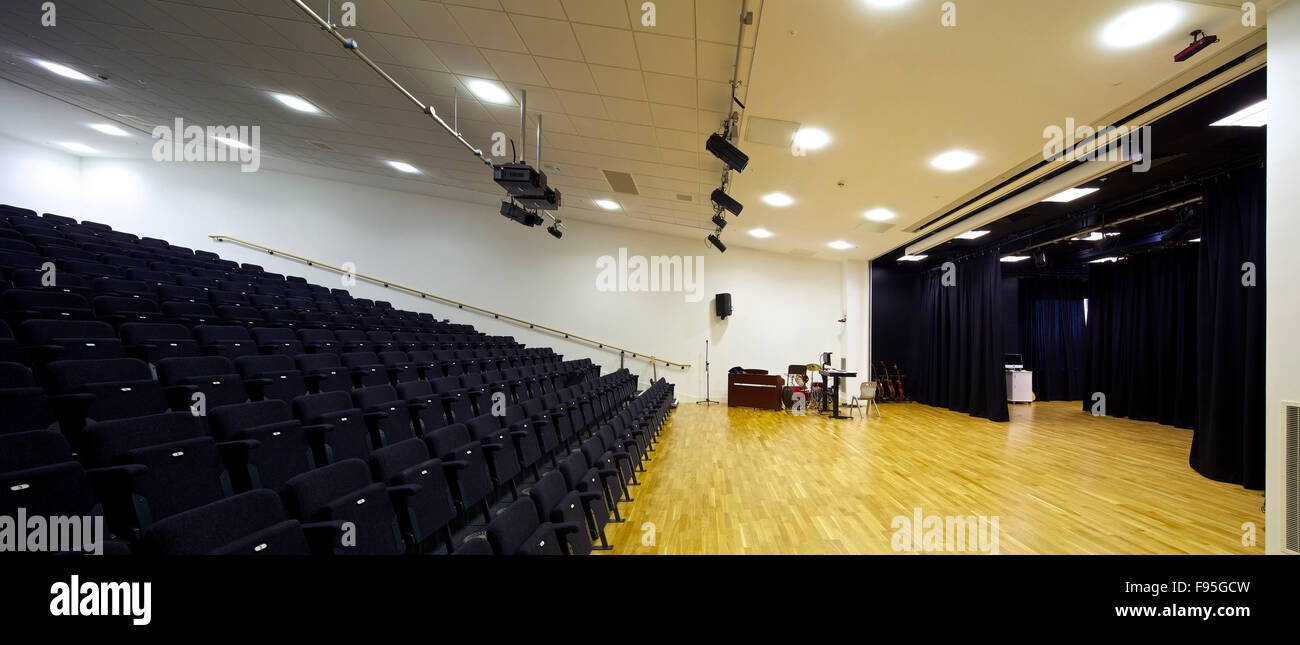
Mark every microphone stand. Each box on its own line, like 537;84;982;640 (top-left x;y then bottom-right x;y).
696;339;719;405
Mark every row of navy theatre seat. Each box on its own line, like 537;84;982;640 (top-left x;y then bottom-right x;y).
0;203;676;555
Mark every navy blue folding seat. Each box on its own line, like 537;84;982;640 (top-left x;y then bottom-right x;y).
283;458;404;555
452;536;493;555
333;328;370;351
367;438;457;553
255;283;288;297
391;331;426;352
485;497;567;556
251;327;303;355
215;304;263;327
63;260;126;279
352;385;416;447
156;355;250;409
136;236;169;249
340;351;389;388
2;288;93;325
529;469;607;552
175;275;219;291
209;291;251;308
377;350;420;384
94;295;163;326
192;249;219;262
0;363;57;433
78;220;112;233
9;268;92;299
407;349;444;379
97;253;149;270
82;412;236;537
297;328;339;353
235;354;308;402
0;432;120;552
119;322;200;364
0;238;36;253
19;319;125;365
157;285;206;304
330;314;361;330
215;280;255;296
249;294;284;309
292;391;373;464
210;400;315;492
140;489;312;555
464;413;521;497
260;309;300;329
192;269;229;282
294;353;352;393
558;450;622;525
423;423;492;521
393;380;450;435
0;321;20;363
365;330;395;352
194;324;258;359
516;399;564;460
0;250;47;276
162;301;216;326
124;268;174;288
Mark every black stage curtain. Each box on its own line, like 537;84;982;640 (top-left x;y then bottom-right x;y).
1018;278;1086;401
916;254;1009;422
1191;167;1265;489
1083;247;1199;429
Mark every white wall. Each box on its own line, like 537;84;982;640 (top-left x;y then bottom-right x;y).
0;135;83;215
0;134;856;402
1266;0;1299;555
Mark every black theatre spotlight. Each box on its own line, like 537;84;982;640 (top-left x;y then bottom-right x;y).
711;188;743;216
707;234;727;254
712;214;728;230
706;132;749;173
499;201;543;227
1175;30;1218;62
547;221;564;239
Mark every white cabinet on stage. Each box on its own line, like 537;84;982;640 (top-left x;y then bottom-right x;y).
1006;370;1033;403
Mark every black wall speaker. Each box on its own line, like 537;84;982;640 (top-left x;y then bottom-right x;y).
716;293;732;319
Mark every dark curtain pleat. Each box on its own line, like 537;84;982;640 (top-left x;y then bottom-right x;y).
1083;247;1199;428
1017;278;1086;401
916;254;1009;422
1191;167;1266;489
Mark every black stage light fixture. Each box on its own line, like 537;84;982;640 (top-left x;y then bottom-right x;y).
1175;30;1218;62
500;201;543;227
712;214;728;230
706;132;749;173
516;187;562;211
711;188;743;216
547;222;563;239
707;234;727;253
493;162;547;196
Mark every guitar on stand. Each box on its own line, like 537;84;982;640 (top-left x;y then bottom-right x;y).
877;362;895;401
891;363;907;401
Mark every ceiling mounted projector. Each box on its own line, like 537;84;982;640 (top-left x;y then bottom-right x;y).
493;162;547;197
516;187;562;211
1175;30;1218;62
706;132;749;173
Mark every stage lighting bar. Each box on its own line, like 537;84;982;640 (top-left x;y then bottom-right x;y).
500;201;543;227
712;214;728;230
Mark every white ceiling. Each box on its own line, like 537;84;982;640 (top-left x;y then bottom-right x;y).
0;0;1279;261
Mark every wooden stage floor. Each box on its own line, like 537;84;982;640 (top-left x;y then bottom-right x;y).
598;400;1265;555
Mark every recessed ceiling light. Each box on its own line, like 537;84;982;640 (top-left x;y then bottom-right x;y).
1089;256;1122;264
57;142;95;154
748;228;774;238
594;199;621;210
211;136;252;150
1189;238;1202;243
1071;232;1106;242
89;123;129;137
864;0;911;7
762;192;794;207
930;150;977;171
956;230;990;240
1000;256;1031;263
271;92;321;113
899;254;928;262
34;59;93;81
864;208;896;222
1043;187;1100;203
1211;100;1268;127
468;79;513;104
1100;4;1182;48
386;160;419;174
1104;232;1121;238
828;240;854;250
792;128;830;150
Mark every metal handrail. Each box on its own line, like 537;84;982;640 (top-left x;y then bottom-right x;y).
208;235;691;370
